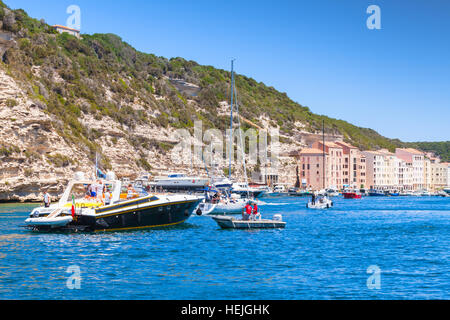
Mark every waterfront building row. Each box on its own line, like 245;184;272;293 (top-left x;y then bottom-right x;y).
294;144;449;192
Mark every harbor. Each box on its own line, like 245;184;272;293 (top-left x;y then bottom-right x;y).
0;0;449;304
1;196;449;300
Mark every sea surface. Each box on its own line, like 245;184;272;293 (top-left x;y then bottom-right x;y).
0;196;449;300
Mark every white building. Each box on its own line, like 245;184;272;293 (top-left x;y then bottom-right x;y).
363;149;399;191
52;25;81;39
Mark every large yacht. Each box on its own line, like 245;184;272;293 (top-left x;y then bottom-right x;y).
152;173;210;192
25;172;204;232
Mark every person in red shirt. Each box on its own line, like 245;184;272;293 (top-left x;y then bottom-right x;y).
243;202;253;221
252;202;259;216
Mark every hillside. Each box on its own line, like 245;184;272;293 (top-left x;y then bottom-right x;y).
0;1;447;201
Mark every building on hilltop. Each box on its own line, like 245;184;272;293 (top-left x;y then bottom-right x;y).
52;25;81;39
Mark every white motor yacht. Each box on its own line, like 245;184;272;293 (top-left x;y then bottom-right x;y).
25;172;203;232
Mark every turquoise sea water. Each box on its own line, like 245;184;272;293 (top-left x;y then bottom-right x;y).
0;196;449;300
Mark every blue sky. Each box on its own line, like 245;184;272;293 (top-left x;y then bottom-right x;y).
5;0;450;142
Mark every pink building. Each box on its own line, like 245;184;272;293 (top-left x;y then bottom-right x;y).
296;148;328;190
395;148;425;191
312;141;344;189
335;141;366;188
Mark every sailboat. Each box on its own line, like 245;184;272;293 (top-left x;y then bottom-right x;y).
200;60;250;215
307;121;333;209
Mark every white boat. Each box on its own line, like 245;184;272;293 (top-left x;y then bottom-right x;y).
325;187;340;197
25;171;204;232
263;184;289;197
199;194;248;215
211;176;233;189
153;173;210;191
307;196;334;209
211;214;286;229
231;182;266;198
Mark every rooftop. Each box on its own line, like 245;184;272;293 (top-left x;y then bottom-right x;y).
335;141;358;149
52;25;80;33
299;148;328;155
396;148;424;155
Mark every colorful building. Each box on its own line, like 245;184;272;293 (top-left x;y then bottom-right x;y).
296;148;328;190
395;148;425;191
335;141;366;189
311;141;344;189
362;149;399;191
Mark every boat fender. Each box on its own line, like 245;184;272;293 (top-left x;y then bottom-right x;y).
196;208;203;216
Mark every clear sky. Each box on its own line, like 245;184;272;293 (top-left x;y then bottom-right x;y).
5;0;450;142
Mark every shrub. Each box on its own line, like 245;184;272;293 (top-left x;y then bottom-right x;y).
6;99;18;107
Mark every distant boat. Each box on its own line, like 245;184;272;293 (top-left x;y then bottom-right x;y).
263;184;289;198
231;182;266;199
343;191;362;199
307;196;334;209
211;176;233;189
288;188;312;197
152;173;210;192
307;121;333;210
368;190;387;197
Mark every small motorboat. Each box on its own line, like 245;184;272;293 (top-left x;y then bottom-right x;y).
368;190;387;197
211;214;286;229
343;192;362;199
307;196;333;209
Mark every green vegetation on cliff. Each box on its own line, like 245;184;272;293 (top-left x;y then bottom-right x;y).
0;0;447;165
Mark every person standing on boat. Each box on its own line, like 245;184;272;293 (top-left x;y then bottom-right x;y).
243;202;252;221
311;192;316;205
104;188;112;206
252;202;259;220
43;190;51;208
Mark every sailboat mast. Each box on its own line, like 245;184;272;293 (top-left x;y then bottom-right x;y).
228;60;235;181
322;120;325;190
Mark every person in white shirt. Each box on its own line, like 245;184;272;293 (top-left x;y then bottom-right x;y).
43;190;51;208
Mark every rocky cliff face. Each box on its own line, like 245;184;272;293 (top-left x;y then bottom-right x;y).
0;64;306;202
0;1;406;202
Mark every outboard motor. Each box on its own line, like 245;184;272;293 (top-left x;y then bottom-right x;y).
273;214;283;222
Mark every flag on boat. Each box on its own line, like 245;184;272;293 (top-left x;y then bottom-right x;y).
71;194;75;218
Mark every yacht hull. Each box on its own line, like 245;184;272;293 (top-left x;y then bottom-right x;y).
26;197;203;232
89;199;201;231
